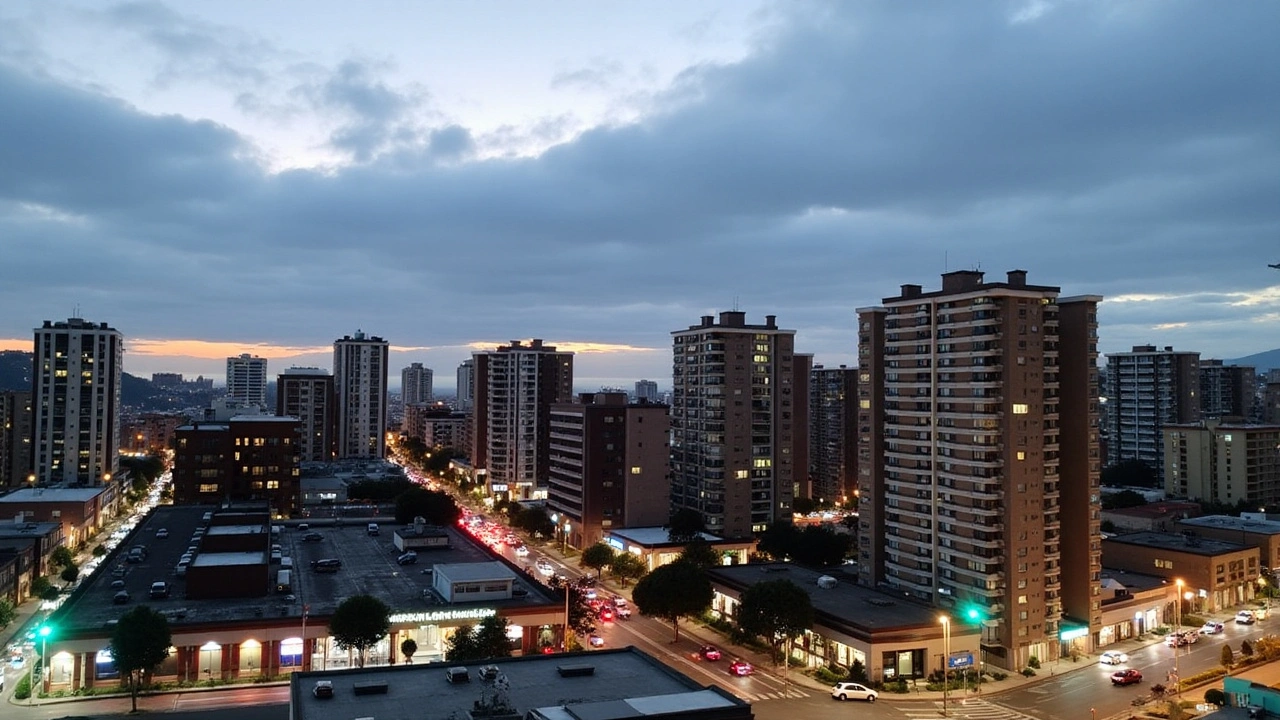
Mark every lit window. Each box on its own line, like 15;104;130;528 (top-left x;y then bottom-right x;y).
735;470;749;479
1016;451;1026;461
1017;595;1028;605
859;400;871;409
1012;404;1029;414
630;467;642;475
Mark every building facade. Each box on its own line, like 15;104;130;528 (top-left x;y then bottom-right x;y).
401;362;434;405
1164;421;1280;507
226;354;268;407
172;417;302;516
455;359;475;412
333;332;389;459
634;379;659;403
809;364;858;503
1101;531;1259;614
277;368;336;463
1;390;33;487
1105;345;1201;480
32;318;123;485
470;340;574;500
670;312;808;539
1200;360;1256;421
855;270;1103;670
546;393;670;548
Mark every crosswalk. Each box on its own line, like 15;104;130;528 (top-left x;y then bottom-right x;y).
735;687;813;702
899;698;1042;720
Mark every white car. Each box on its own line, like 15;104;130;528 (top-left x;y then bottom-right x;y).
514;546;529;557
831;682;878;702
535;559;554;576
1201;621;1225;635
1099;650;1129;665
1236;610;1257;624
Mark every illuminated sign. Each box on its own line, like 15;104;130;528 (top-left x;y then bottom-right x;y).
1059;627;1088;641
606;537;625;551
390;608;498;625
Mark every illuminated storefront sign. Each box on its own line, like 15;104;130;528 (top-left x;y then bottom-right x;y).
390;608;498;624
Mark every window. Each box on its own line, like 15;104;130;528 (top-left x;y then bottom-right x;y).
1012;404;1029;414
735;470;749;479
198;484;219;493
631;466;642;475
1018;595;1028;605
1016;451;1026;461
1154;559;1173;570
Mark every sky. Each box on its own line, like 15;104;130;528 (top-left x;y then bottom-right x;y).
1;1;1278;393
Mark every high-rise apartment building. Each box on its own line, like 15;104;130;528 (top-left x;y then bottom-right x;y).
670;311;807;539
402;363;434;405
32;318;123;484
1105;345;1200;478
276;368;336;462
1;390;33;487
634;380;659;404
226;354;268;407
809;364;858;503
469;340;574;499
856;270;1102;669
1165;420;1280;506
547;392;671;547
456;360;475;412
1199;360;1256;420
333;331;389;459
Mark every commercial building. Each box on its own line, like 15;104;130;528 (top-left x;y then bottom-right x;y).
1105;345;1201;479
277;368;336;463
1177;515;1280;571
288;647;752;720
1164;421;1280;507
1;389;32;487
1096;570;1180;646
1101;531;1260;613
172;417;302;517
546;393;670;548
1101;501;1201;533
226;354;268;407
32;317;123;485
469;340;574;500
333;331;389;460
670;311;810;539
602;527;754;572
1200;360;1257;420
809;364;858;503
856;270;1103;670
401;362;434;405
40;505;566;695
0;485;115;549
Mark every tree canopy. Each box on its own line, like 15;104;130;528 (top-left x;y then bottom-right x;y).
581;543;615;578
110;605;172;712
667;508;706;543
329;594;391;667
400;637;418;664
1101;459;1159;488
632;560;712;641
736;579;814;665
393;486;461;525
549;576;597;636
348;476;415;501
446;616;515;662
677;538;722;570
608;552;647;587
756;522;853;566
509;505;555;538
51;546;75;568
1101;489;1148;510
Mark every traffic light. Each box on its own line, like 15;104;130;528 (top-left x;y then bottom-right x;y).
962;604;984;624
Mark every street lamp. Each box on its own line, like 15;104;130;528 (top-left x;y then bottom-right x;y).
29;623;51;704
562;521;571;553
939;615;951;717
1173;578;1184;697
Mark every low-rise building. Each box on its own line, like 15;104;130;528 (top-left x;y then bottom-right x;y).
1102;531;1261;613
602;528;754;572
1177;515;1280;571
1102;501;1202;533
0;485;116;549
1097;569;1180;646
172;417;302;517
0;518;64;596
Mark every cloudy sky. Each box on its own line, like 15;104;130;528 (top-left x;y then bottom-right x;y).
2;1;1277;392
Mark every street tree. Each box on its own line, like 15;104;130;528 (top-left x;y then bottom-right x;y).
394;486;461;525
51;546;74;569
0;598;16;629
510;506;554;538
400;637;418;664
736;579;814;666
632;560;712;642
110;605;172;712
677;538;721;570
550;576;597;636
60;565;79;586
608;552;647;587
667;509;705;544
581;543;615;578
1221;644;1235;670
447;623;480;661
329;594;391;667
473;615;514;659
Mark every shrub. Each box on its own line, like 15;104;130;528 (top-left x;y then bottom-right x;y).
1242;639;1255;657
1181;667;1227;688
13;671;31;700
1021;668;1037;677
990;671;1008;681
1182;614;1206;627
1204;689;1226;706
1027;656;1041;669
887;678;910;693
815;666;843;684
847;659;869;684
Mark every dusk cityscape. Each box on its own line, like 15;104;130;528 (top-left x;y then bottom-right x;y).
0;3;1278;720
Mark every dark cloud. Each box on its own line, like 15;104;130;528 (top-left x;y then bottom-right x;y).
2;1;1279;378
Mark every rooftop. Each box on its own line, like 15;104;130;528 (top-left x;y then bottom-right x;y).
1104;531;1255;556
436;561;518;583
289;647;750;720
0;486;109;503
1105;502;1202;520
1101;567;1175;593
1180;515;1280;536
606;527;729;547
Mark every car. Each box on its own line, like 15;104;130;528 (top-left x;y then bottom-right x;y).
612;596;627;608
589;635;605;647
155;528;169;539
367;523;380;536
1201;621;1226;635
113;590;131;605
1111;669;1143;686
312;558;341;573
700;645;722;661
149;581;169;599
312;680;334;698
831;682;878;702
297;523;310;531
1165;633;1188;647
1180;630;1199;644
1237;610;1257;624
535;559;555;576
110;579;126;589
584;589;598;600
598;607;614;622
514;545;529;557
1099;650;1129;665
615;606;631;619
303;532;324;542
729;660;754;677
397;552;419;565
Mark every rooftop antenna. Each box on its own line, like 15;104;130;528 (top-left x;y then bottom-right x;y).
72;304;81;319
944;251;948;273
732;296;740;312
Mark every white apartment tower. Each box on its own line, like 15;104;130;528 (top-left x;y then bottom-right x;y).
401;362;434;405
1105;345;1201;478
32;317;123;484
333;331;389;459
456;360;476;411
226;353;268;406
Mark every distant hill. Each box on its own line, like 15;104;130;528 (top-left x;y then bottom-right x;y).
1226;348;1280;374
0;350;219;412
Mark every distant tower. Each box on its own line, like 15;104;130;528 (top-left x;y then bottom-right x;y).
32;317;123;484
226;353;268;407
809;364;858;502
1106;345;1201;479
634;379;659;403
333;331;389;459
401;362;434;405
456;360;475;411
277;368;336;462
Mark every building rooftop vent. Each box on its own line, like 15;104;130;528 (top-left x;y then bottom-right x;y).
557;664;595;678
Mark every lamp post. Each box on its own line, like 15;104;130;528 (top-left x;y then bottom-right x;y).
939;615;951;717
562;521;571;553
1173;578;1183;696
29;623;51;704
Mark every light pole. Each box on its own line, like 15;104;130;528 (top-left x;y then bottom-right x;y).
1173;578;1183;696
939;615;951;717
29;623;51;704
562;521;571;553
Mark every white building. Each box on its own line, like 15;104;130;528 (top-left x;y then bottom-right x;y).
226;353;268;407
401;362;433;405
333;331;389;459
455;359;475;411
32;318;122;484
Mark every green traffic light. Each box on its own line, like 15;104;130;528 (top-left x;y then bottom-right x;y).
38;625;52;638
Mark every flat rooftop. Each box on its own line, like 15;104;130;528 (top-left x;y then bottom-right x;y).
1101;567;1174;593
606;527;727;547
1180;515;1280;536
706;563;946;632
1104;531;1253;556
290;647;749;720
55;505;558;635
0;486;108;503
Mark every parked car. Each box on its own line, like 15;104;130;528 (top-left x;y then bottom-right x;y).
113;590;131;605
155;528;169;539
831;682;878;702
1201;621;1225;635
397;551;418;565
1099;650;1129;665
728;660;754;677
312;558;341;573
149;581;169;599
1237;610;1257;624
312;680;334;698
303;532;324;542
1111;669;1143;686
699;645;722;661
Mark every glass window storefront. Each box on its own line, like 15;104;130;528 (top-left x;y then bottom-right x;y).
882;649;925;680
239;640;262;675
95;649;118;680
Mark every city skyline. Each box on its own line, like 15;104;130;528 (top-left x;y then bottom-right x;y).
2;2;1277;388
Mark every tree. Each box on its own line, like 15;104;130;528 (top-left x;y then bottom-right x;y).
608;552;647;587
393;486;461;525
1101;489;1148;510
329;594;391;668
447;623;480;661
792;526;854;567
0;598;16;629
1221;644;1235;669
51;546;75;569
510;505;554;538
756;521;801;561
847;658;869;684
678;539;721;570
110;605;172;712
581;543;615;578
736;579;815;667
400;637;418;664
1101;459;1159;488
550;576;597;636
632;560;712;642
31;575;58;601
473;615;514;659
59;565;79;585
667;509;705;543
1242;639;1255;657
